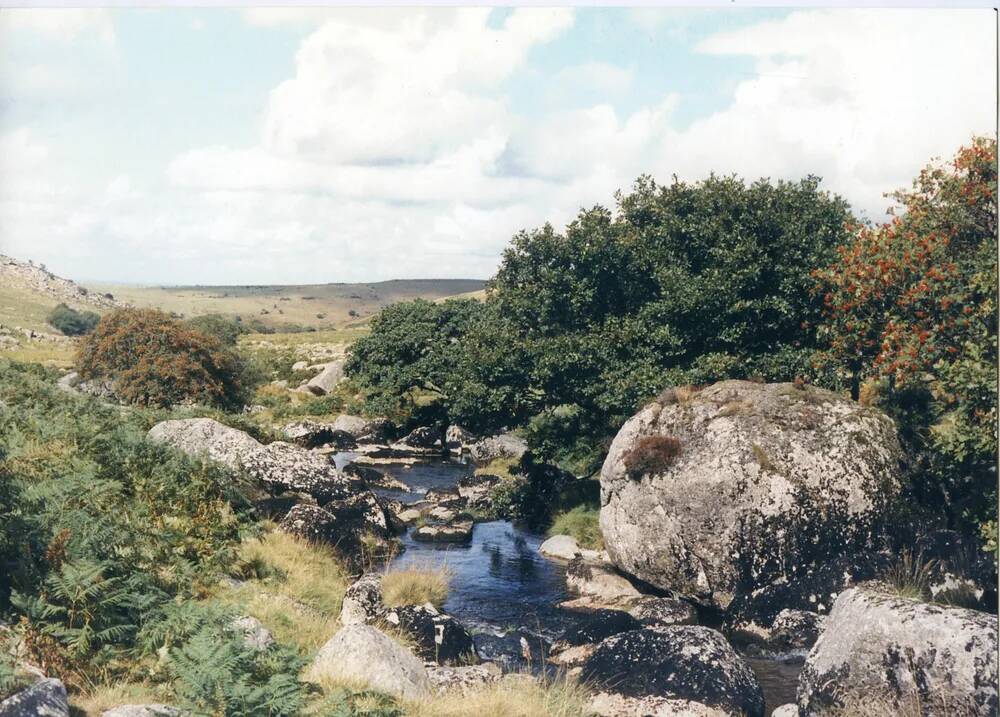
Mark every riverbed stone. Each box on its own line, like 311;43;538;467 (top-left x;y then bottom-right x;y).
469;433;529;465
0;678;69;717
555;609;642;649
343;463;410;492
566;557;641;602
539;534;583;560
340;573;384;626
282;420;357;450
307;624;431;700
456;473;500;509
581;627;765;717
401;426;444;450
383;604;478;665
600;381;903;617
627;596;698;628
278;490;395;551
243;440;362;503
446;425;475;453
412;520;473;543
766;609;825;653
797;585;998;716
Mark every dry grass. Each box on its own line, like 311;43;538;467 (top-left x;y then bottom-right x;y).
407;674;591;717
656;385;701;407
69;682;170;716
217;529;351;652
882;550;938;601
382;565;452;609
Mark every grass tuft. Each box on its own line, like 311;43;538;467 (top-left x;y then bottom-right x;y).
381;565;452;609
882;550;938;602
548;505;603;551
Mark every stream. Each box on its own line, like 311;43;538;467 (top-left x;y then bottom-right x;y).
338;454;800;711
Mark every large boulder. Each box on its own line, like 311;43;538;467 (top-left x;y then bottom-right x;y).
304;359;345;395
797;585;998;716
307;624;431;700
566;557;641;603
400;426;444;450
278;491;396;550
445;425;475;453
0;678;69;717
626;596;699;629
383;604;478;665
600;381;902;614
581;627;765;717
147;417;262;471
469;433;529;465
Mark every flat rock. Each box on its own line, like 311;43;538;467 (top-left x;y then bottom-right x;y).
566;557;641;602
412;520;473;543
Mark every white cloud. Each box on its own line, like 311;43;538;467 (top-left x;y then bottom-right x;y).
0;8;995;284
0;8;114;44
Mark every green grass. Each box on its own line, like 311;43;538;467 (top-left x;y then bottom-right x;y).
548;505;603;551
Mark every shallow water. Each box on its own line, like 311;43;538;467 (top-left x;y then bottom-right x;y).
340;455;801;707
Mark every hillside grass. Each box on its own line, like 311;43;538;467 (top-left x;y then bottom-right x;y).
86;279;485;330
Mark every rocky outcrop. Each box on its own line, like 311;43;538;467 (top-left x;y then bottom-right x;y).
281;420;356;450
797;585;998;716
340;573;385;626
581;627;765;717
600;381;903;616
469;433;529;465
1;254;123;310
383;604;478;665
307;624;431;700
303;359;346;395
0;678;69;717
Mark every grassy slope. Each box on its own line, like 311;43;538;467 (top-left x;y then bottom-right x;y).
87;278;486;329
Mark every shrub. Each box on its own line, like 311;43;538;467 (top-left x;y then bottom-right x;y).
185;314;243;346
76;308;246;409
47;303;100;336
623;435;682;479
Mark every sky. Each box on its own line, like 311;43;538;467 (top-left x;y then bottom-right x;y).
0;7;995;285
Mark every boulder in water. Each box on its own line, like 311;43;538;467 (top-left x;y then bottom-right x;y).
413;520;473;543
307;624;431;700
797;585;998;716
581;626;765;717
600;381;903;615
383;604;478;665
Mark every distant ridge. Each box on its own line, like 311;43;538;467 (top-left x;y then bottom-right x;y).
0;255;124;310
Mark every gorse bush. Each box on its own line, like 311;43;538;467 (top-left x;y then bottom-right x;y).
77;308;247;409
47;303;100;336
814;137;998;537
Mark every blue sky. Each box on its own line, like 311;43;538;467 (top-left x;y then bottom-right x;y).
0;7;994;284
